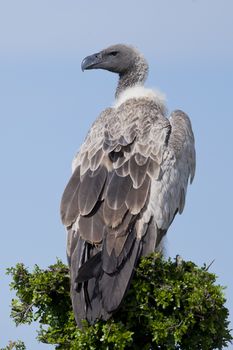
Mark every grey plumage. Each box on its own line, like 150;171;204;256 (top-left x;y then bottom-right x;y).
61;44;196;327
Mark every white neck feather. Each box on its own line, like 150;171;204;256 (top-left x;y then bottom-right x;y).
114;86;167;111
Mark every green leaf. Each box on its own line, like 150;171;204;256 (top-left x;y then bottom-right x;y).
5;254;232;349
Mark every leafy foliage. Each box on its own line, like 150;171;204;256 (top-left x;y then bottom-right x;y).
4;254;232;349
0;341;26;350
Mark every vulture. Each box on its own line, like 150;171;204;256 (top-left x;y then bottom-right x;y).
60;44;196;327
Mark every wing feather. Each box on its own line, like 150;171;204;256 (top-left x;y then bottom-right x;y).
129;155;149;188
78;166;107;215
62;95;195;327
60;166;80;226
169;110;196;183
102;226;136;274
135;152;148;165
147;109;195;232
115;160;129;176
103;202;128;228
89;148;105;171
126;174;150;215
106;172;132;210
100;239;141;313
147;158;161;179
79;203;104;243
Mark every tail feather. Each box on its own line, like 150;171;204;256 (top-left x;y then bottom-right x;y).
100;239;141;313
71;227;142;326
76;252;102;283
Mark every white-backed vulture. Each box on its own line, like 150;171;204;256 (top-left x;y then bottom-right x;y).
60;44;196;327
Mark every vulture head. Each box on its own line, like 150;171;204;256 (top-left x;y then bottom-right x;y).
81;44;148;78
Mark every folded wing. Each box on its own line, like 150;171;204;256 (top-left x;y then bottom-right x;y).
60;100;195;326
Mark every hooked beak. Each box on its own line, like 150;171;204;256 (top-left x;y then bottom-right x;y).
81;52;103;71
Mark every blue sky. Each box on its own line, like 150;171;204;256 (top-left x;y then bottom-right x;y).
1;1;233;348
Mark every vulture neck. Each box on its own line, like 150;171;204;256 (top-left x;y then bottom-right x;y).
115;57;149;98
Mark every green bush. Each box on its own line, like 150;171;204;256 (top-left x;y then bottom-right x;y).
3;254;232;349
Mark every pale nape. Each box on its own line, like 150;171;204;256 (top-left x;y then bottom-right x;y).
60;44;196;327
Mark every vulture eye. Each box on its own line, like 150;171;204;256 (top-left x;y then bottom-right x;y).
109;51;118;56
